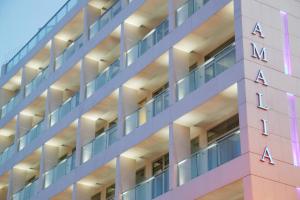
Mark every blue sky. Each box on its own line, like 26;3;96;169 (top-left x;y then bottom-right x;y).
0;0;67;65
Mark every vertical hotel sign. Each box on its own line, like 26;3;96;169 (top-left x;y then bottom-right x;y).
251;22;275;165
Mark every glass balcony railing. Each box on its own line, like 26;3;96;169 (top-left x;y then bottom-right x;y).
125;89;169;135
89;0;122;39
12;178;38;200
86;58;120;98
126;19;169;67
122;169;169;200
176;0;210;26
0;0;80;77
19;120;45;151
0;91;22;119
177;129;240;186
44;153;76;188
55;34;84;70
0;143;16;166
25;66;50;97
49;92;79;127
176;43;235;101
82;125;118;163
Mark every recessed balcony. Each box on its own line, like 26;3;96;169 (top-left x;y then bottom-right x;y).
0;118;17;166
122;53;169;135
0;172;9;199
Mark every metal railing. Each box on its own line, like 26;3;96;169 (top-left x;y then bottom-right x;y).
177;129;240;186
122;168;169;200
176;43;236;101
82;125;118;163
49;92;79;127
0;91;22;119
125;89;169;135
89;0;122;39
86;58;120;98
0;143;16;166
19;120;45;151
44;153;76;188
126;19;169;66
12;178;38;200
25;66;50;97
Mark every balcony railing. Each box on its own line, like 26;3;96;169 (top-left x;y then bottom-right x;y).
1;0;80;77
122;168;169;200
176;0;210;26
126;19;169;67
19;120;45;151
25;66;50;97
82;125;118;163
89;0;122;39
44;153;76;188
125;89;169;135
0;143;16;166
86;58;120;98
176;43;235;101
49;92;79;127
177;129;240;186
12;178;38;200
0;91;22;119
55;34;84;70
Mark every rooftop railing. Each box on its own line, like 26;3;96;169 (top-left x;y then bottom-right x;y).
125;89;169;135
82;125;118;163
0;0;80;78
126;19;169;67
176;43;235;101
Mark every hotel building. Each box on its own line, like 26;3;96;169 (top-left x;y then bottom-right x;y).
0;0;299;199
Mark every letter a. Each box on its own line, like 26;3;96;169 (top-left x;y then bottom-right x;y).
260;146;275;165
255;70;268;86
252;22;265;38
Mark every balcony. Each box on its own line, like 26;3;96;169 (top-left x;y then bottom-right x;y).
86;58;120;98
82;125;118;163
122;168;169;200
125;89;169;135
18;120;45;151
89;0;122;39
178;129;240;186
176;0;210;26
12;178;38;200
49;92;79;127
1;0;80;78
44;153;76;188
0;91;22;119
176;43;236;101
126;19;169;67
25;66;50;97
55;34;84;70
0;143;16;166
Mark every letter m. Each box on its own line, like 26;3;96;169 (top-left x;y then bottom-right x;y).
251;42;267;62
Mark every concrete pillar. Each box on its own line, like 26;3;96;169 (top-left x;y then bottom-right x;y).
120;23;126;70
6;170;13;200
49;39;56;73
79;60;86;103
76;117;95;165
115;156;136;200
83;6;90;43
169;123;191;189
20;67;26;99
168;0;176;32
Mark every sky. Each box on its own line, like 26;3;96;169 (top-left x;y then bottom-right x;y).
0;0;68;65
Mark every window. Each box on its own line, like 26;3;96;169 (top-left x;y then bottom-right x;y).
190;137;199;154
136;167;146;184
152;153;169;176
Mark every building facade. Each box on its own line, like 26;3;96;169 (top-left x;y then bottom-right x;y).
0;0;299;199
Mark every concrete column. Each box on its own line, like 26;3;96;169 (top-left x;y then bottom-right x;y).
76;117;95;165
120;23;127;69
83;6;90;43
72;183;77;200
49;39;56;73
79;60;86;102
115;156;136;200
38;145;46;192
20;67;26;99
6;170;13;200
169;123;191;189
168;0;176;32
